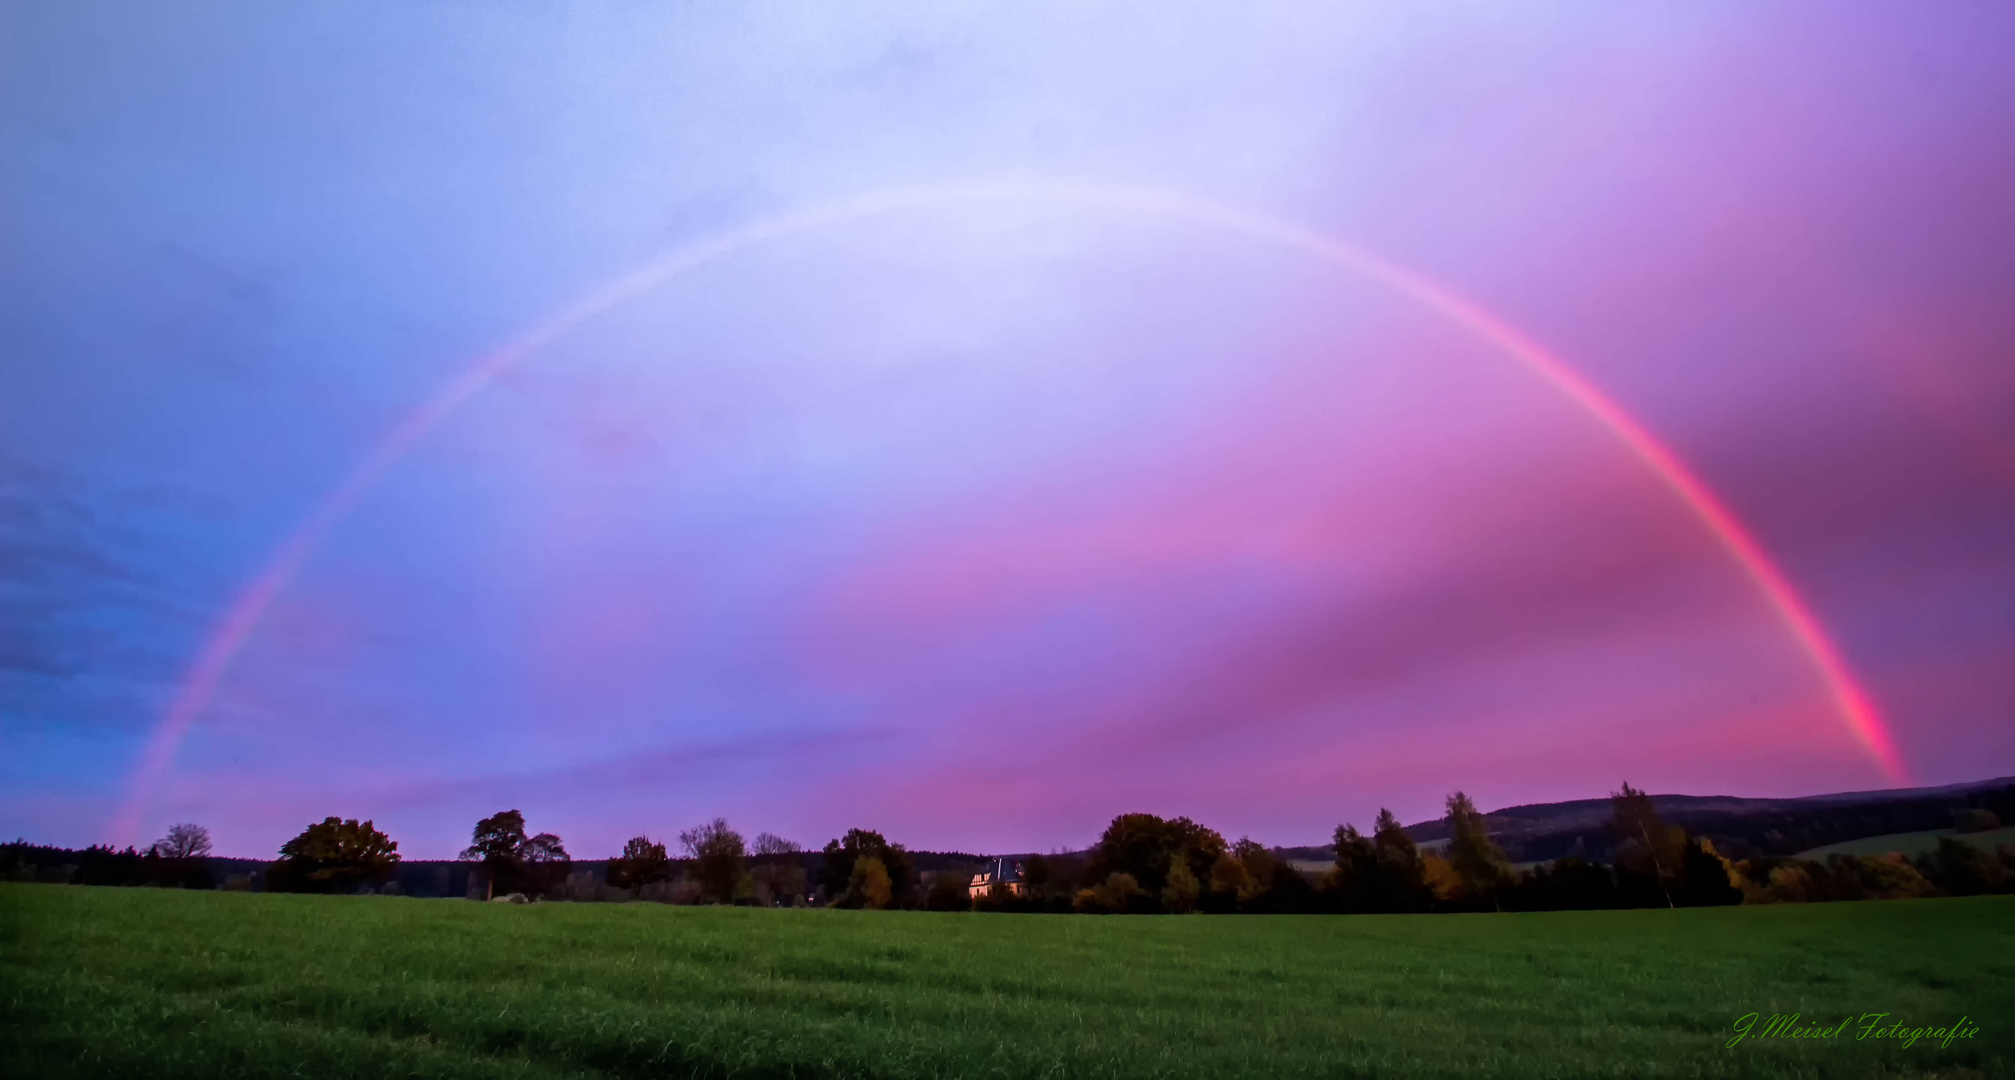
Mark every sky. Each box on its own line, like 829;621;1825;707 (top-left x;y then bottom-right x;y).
3;2;2012;860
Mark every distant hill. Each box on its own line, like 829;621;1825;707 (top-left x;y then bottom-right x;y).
1273;776;2015;865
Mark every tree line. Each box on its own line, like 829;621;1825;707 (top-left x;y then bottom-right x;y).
6;783;2011;910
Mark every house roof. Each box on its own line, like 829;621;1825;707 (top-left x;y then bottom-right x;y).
973;856;1023;884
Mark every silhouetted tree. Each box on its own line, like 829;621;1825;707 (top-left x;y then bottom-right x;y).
750;833;806;906
521;831;571;896
270;818;399;894
607;836;672;890
153;824;212;860
1444;792;1513;910
463;810;528;899
460;810;565;897
145;823;217;889
1086;813;1226;896
680;818;747;904
1610;782;1681;908
923;869;972;911
1674;838;1743;906
820;828;913;907
1371;809;1433;912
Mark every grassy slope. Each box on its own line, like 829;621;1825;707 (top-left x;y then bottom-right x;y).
2;885;2008;1080
1796;827;2015;862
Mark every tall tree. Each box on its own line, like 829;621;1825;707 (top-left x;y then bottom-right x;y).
1371;809;1432;912
1329;823;1379;912
1444;791;1514;909
270;818;400;893
1610;782;1680;908
462;810;528;900
680;818;747;904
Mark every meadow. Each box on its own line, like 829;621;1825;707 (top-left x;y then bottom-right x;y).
1796;827;2015;862
2;884;2007;1080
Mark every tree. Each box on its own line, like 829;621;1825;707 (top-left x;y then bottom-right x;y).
1086;813;1226;896
462;810;528;899
1610;783;1682;908
750;833;806;907
607;836;672;890
1162;855;1201;913
680;818;747;904
460;810;566;898
820;828;912;907
1073;872;1143;914
153;823;212;860
1371;808;1433;912
923;869;972;911
270;818;400;894
1328;823;1380;912
1444;791;1513;909
849;855;893;909
522;831;571;896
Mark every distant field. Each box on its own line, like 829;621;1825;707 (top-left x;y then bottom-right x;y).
3;885;2009;1079
1797;826;2015;861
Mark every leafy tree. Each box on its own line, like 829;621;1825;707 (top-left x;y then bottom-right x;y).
820;828;912;907
607;836;672;889
1928;836;2004;895
1444;791;1513;909
1162;855;1201;913
462;810;528;899
1228;837;1282;908
848;855;893;909
1086;813;1226;895
270;817;400;893
923;869;972;911
1610;782;1682;908
1674;838;1742;906
1020;854;1053;902
1328;823;1379;912
153;823;212;860
521;831;571;896
1073;872;1144;914
680;818;747;904
1371;809;1433;912
460;810;566;898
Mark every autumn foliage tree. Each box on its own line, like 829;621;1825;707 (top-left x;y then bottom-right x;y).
820;828;912;907
270;817;400;893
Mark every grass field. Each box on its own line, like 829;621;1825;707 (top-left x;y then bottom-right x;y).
1796;827;2015;862
3;885;2008;1079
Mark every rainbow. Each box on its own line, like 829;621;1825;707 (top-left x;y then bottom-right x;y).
110;180;1908;843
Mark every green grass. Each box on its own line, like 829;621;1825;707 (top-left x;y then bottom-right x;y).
3;885;2009;1079
1796;827;2015;862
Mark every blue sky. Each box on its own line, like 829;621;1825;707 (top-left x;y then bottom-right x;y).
4;2;2013;858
